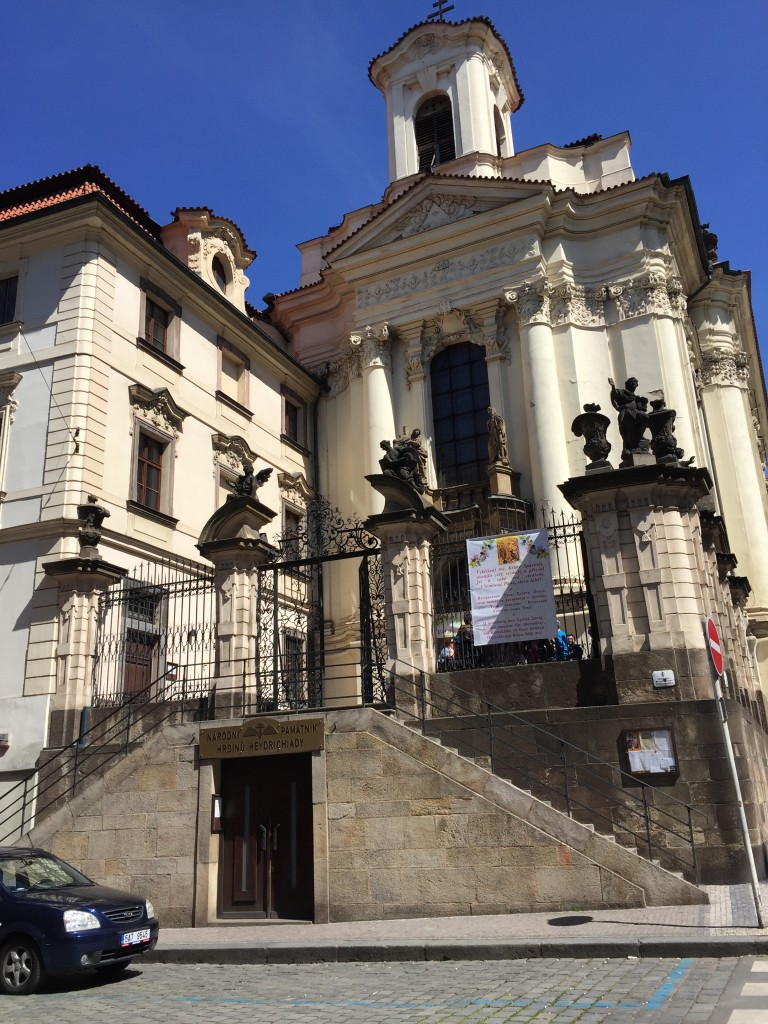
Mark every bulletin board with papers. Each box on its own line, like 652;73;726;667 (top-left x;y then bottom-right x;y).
622;728;679;776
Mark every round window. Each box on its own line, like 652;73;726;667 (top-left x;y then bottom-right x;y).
212;255;228;292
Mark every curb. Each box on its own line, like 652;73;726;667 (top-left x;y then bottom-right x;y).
147;936;768;965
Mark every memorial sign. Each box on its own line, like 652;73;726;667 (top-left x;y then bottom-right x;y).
199;717;324;759
466;529;558;646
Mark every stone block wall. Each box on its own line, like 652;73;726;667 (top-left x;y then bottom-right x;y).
421;700;768;884
322;709;704;920
20;707;705;927
27;724;199;927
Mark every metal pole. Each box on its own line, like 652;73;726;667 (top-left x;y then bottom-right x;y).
561;741;572;817
486;702;495;775
716;670;766;928
642;786;652;859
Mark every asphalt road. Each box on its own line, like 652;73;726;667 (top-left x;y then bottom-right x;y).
3;957;767;1022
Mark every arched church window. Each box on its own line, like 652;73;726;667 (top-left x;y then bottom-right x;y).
430;342;490;487
415;96;456;172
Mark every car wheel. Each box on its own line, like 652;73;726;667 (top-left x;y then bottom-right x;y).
0;938;43;995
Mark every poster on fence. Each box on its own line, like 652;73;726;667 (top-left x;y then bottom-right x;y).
466;530;558;646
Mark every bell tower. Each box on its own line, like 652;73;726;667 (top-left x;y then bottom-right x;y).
369;16;523;184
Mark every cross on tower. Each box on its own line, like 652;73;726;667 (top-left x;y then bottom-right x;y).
427;0;455;22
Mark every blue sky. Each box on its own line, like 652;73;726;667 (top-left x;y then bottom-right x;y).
4;1;767;355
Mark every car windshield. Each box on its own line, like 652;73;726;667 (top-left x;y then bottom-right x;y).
0;853;93;892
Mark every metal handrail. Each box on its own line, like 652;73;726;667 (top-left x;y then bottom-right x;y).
384;664;706;881
0;667;200;844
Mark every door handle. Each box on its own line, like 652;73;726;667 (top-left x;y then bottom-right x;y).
272;823;280;851
259;824;268;850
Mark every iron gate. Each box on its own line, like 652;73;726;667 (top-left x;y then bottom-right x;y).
253;496;387;712
431;507;597;671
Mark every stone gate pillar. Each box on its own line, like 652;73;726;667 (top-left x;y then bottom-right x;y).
197;494;277;705
365;475;448;688
560;463;750;702
42;495;128;744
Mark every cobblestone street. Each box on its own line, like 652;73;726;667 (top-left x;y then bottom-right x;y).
2;957;765;1023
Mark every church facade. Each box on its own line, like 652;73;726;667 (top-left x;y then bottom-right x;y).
0;13;767;924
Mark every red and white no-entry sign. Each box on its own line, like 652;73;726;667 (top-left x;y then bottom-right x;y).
706;617;724;676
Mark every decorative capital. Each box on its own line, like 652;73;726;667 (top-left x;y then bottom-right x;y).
701;352;750;389
549;284;607;328
608;272;687;322
350;323;391;368
505;281;552;326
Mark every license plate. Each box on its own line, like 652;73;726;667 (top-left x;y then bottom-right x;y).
120;928;150;947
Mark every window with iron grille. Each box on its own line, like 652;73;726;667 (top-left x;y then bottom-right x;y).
430;342;490;487
0;277;18;325
415;96;456;172
136;431;165;511
283;632;305;704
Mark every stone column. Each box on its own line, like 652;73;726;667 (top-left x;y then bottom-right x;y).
197;495;278;707
43;558;128;743
560;464;738;703
365;475;449;691
351;324;396;507
505;283;571;516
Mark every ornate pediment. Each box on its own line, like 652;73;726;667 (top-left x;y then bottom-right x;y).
278;471;315;509
393;194;477;239
334;178;544;263
129;385;189;437
212;433;259;471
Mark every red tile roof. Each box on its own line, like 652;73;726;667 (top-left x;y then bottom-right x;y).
0;165;161;237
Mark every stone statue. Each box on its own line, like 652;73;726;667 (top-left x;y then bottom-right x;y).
609;376;650;463
77;494;110;551
571;403;612;470
487;407;509;466
227;462;273;501
648;395;685;465
379;431;428;494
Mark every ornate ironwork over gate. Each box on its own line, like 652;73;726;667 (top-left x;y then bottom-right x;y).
254;496;386;712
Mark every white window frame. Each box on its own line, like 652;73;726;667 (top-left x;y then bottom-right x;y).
282;388;307;449
216;337;251;415
138;278;182;365
129;420;176;522
0;371;21;500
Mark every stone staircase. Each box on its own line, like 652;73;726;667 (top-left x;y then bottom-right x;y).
398;710;698;883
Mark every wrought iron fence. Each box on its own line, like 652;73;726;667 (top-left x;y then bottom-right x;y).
432;507;597;672
91;555;217;707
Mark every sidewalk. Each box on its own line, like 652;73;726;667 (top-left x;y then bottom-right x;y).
149;882;768;964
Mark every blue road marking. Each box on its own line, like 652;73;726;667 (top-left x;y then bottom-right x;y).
62;958;695;1012
644;958;695;1009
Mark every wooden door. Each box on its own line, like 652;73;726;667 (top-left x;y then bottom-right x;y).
219;754;313;920
123;629;155;695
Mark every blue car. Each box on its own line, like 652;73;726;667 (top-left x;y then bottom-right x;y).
0;846;159;995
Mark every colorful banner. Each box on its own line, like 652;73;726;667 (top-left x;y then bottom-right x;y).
466;530;558;646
